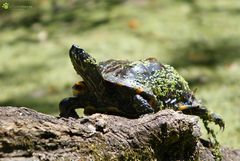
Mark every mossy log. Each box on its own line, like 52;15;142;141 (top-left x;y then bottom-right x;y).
0;107;239;161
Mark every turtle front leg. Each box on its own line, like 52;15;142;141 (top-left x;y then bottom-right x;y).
132;94;155;115
59;92;99;118
59;81;99;118
59;96;82;118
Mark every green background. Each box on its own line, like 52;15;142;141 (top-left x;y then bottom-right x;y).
0;0;239;148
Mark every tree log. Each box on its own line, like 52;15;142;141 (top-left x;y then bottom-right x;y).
0;107;239;161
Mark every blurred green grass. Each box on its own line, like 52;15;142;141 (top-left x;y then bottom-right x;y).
0;0;239;148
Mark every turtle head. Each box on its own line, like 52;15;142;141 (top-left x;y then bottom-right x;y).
70;44;97;72
69;44;104;95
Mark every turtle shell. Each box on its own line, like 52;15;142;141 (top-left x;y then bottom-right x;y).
98;57;192;110
99;58;162;94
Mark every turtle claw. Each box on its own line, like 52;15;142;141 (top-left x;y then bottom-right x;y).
211;113;225;131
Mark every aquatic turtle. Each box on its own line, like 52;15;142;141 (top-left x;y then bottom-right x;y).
59;45;224;131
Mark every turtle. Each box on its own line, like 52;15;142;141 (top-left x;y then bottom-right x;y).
59;44;224;131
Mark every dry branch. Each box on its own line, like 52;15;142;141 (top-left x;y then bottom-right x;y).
0;107;239;161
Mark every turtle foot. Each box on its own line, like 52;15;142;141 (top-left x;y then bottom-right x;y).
210;113;225;131
59;109;79;119
59;97;80;119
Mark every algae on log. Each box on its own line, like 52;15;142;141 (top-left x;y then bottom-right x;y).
0;107;239;161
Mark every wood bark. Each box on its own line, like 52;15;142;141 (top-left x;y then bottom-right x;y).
0;107;239;161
